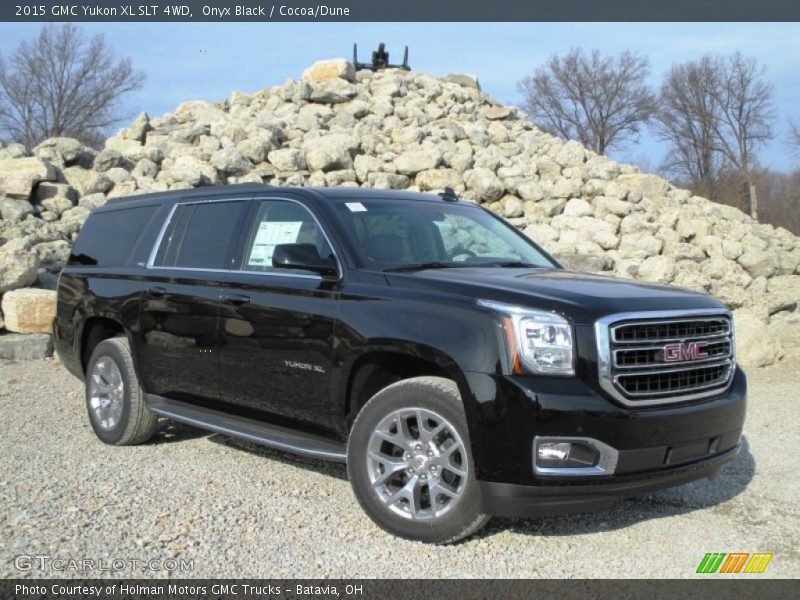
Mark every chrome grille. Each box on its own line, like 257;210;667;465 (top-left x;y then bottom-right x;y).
596;311;735;407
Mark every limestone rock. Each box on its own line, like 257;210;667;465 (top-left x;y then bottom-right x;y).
464;168;504;201
0;243;39;293
303;134;357;171
483;106;512;121
34;137;88;165
1;288;57;333
638;255;677;284
61;167;113;196
733;309;782;368
268;148;306;172
301;59;356;83
767;311;800;358
415;169;463;192
0;333;53;360
309;78;357;104
737;249;778;279
0;157;57;198
563;198;593;217
443;74;481;90
395;148;442;177
0;198;34;223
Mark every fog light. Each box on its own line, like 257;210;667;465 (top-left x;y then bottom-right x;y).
533;437;619;476
537;442;572;464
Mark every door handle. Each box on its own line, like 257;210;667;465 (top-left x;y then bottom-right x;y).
223;293;251;305
147;286;167;296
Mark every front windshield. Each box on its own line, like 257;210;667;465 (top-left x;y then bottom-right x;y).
330;199;557;271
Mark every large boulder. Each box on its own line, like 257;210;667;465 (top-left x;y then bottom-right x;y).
302;134;357;171
0;242;39;293
309;78;357;104
767;311;800;359
0;333;53;360
268;148;306;172
301;59;356;84
0;197;35;223
33;137;87;165
0;157;57;198
733;309;782;368
394;148;443;177
1;288;57;333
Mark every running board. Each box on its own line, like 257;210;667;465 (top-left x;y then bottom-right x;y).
146;395;347;462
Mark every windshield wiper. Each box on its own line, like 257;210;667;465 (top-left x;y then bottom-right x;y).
383;262;467;273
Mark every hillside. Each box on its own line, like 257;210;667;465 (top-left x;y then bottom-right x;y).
0;58;798;366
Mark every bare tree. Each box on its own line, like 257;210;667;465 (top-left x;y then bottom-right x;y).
709;53;774;219
517;48;657;155
0;24;145;149
656;57;725;200
789;120;800;156
656;53;774;218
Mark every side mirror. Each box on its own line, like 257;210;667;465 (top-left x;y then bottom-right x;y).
272;243;338;277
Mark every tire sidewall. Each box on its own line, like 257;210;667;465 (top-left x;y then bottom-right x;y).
347;378;485;544
85;339;134;445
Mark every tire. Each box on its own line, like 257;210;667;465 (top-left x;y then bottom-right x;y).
347;376;490;544
85;337;158;446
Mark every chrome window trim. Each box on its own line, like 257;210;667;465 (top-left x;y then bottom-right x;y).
533;436;619;476
145;195;342;281
595;308;735;408
146;202;179;268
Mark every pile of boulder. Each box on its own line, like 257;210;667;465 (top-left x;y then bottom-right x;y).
0;58;798;367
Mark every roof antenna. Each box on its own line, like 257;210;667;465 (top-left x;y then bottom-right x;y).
439;187;458;202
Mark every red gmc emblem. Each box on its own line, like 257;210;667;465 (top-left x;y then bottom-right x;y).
662;341;709;362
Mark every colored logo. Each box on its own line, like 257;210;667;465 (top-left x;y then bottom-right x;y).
696;553;773;574
663;341;709;363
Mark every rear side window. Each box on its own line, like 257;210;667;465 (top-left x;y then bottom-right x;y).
154;201;245;270
69;205;158;267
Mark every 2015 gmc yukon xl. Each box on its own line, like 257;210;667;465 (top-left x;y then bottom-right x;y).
54;184;746;543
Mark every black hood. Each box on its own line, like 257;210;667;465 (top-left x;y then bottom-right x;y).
386;267;724;324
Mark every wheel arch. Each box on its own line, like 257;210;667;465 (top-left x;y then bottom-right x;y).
340;343;474;431
79;316;128;374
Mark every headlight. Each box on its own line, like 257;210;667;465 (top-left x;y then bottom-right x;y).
477;299;575;375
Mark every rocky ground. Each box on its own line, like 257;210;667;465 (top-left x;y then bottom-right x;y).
1;357;797;579
1;59;799;368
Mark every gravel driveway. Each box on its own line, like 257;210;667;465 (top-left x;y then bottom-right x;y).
1;356;797;579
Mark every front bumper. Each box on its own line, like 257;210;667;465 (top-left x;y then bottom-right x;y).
479;445;737;517
463;367;747;517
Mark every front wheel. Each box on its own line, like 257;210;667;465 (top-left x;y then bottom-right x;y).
347;376;490;544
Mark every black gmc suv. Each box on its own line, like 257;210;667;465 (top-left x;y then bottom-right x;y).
54;184;746;543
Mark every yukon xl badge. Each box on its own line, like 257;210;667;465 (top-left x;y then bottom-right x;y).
662;341;709;363
284;360;326;374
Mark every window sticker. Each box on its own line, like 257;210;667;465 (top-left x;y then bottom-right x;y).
247;221;303;267
346;202;367;212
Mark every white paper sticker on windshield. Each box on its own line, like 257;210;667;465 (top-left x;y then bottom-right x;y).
247;221;303;267
346;202;367;212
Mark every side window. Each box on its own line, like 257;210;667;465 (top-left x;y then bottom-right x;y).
154;201;245;270
69;205;159;267
241;200;334;273
345;210;438;266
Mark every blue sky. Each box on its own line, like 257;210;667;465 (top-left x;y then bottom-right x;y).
0;22;798;171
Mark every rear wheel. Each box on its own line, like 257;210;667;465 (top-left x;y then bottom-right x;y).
85;337;158;446
347;376;489;544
